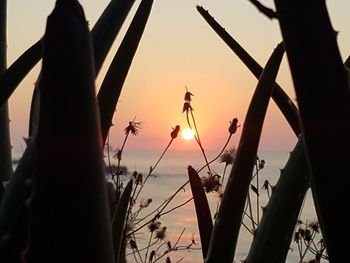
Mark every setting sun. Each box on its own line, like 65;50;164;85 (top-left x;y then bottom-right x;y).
182;128;195;141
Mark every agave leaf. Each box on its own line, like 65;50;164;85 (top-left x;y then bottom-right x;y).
246;136;309;263
196;6;300;136
0;0;136;247
112;180;133;263
0;40;42;112
188;166;213;259
92;0;136;75
98;0;154;144
26;1;113;262
28;81;40;139
274;0;350;261
206;43;284;263
0;0;135;111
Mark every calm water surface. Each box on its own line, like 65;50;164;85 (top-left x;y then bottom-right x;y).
12;149;320;262
108;149;319;263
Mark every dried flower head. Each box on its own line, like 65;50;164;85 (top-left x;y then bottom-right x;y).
182;102;193;113
155;226;167;240
148;221;161;232
262;180;270;190
228;118;240;134
308;220;320;233
294;231;300;243
304;229;312;242
124;120;142;135
140;198;152;208
202;172;222;193
258;159;266;170
171;125;180;139
219;147;237;166
129;239;137;249
184;87;194;102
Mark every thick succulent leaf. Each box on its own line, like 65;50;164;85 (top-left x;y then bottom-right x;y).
0;0;135;111
92;0;136;75
26;1;113;262
98;0;154;144
0;40;42;112
188;166;213;259
111;180;133;263
274;0;350;261
246;136;309;263
206;43;284;263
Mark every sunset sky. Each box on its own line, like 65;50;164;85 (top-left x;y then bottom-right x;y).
6;0;350;154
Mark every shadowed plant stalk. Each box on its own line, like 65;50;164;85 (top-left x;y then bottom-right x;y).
0;0;135;111
188;166;213;259
183;89;211;172
0;0;139;250
274;0;350;261
246;136;310;263
112;180;133;263
26;1;113;262
98;0;154;144
206;42;284;263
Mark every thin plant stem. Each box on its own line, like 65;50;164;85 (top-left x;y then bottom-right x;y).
185;110;211;172
246;191;256;231
135;138;174;201
144;232;154;263
116;131;130;191
126;239;158;256
128;180;189;237
197;134;232;173
160;197;193;217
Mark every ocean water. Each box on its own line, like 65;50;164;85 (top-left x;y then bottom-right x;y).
106;149;321;263
11;149;321;262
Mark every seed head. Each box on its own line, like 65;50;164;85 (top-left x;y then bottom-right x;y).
228;118;240;134
258;159;266;170
202;172;222;193
155;226;167;240
171;125;180;139
148;221;161;232
184;90;194;102
124;120;142;135
219;147;236;166
182;102;193;113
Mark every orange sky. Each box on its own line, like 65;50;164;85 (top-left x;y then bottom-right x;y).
6;0;350;154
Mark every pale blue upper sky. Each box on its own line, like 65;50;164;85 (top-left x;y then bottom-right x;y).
6;0;350;153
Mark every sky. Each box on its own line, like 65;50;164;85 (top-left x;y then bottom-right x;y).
6;0;350;154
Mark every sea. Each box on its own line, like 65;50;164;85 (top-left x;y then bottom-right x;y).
105;149;320;263
12;149;321;263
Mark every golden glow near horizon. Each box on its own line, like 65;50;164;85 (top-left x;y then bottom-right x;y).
6;1;350;153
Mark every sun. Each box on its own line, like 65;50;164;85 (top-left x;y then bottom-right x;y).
182;128;195;141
